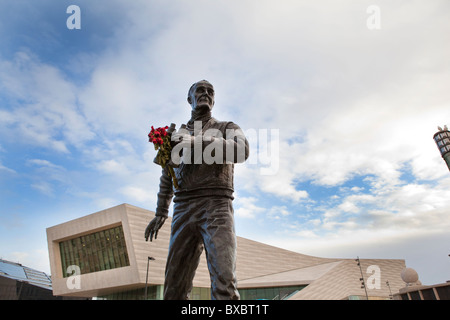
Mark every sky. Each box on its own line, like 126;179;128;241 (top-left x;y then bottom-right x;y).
1;0;449;286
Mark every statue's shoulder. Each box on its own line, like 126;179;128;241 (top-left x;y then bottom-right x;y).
210;118;240;130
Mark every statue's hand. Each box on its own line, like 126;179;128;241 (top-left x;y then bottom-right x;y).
145;216;167;242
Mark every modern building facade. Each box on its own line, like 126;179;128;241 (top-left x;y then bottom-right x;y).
0;258;53;300
395;282;450;300
393;267;450;300
0;258;86;300
47;203;407;300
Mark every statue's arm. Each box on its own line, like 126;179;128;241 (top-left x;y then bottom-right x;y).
171;122;250;164
145;167;174;242
214;122;249;163
155;166;174;218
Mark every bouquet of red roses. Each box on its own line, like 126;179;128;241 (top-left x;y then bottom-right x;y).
148;123;179;189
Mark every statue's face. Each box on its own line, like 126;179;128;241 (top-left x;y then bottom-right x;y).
188;81;215;112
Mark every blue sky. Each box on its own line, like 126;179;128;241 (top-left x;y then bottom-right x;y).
1;0;450;286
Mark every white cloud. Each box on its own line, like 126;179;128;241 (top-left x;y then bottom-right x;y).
0;161;16;174
234;196;266;219
97;159;130;175
262;177;450;272
28;159;63;169
31;181;54;197
120;185;154;204
28;158;67;176
267;206;291;219
0;52;94;153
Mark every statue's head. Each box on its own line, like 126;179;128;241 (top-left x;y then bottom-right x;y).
187;80;215;113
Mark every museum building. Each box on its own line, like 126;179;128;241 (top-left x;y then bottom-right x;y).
46;203;407;300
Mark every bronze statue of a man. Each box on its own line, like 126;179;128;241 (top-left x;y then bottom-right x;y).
145;80;249;300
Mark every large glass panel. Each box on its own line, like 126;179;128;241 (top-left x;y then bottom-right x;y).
421;289;436;300
409;291;421;300
238;285;306;300
97;285;161;300
436;286;450;300
59;225;130;277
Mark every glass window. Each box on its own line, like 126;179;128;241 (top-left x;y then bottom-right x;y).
59;225;130;277
421;289;436;300
238;285;306;300
436;286;450;300
409;291;421;300
97;285;161;300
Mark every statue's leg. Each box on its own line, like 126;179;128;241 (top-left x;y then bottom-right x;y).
199;197;240;300
163;200;203;300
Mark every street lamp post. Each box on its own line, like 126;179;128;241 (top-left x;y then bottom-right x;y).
355;256;369;300
145;256;155;300
433;126;450;171
386;280;393;300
